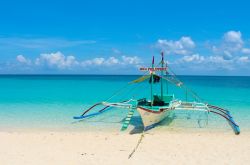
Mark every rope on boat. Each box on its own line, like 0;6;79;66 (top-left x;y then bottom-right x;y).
128;130;146;159
166;66;203;102
160;75;202;102
117;81;147;102
104;84;131;102
105;69;152;102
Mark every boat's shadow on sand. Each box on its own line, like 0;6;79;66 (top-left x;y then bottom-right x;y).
126;115;175;134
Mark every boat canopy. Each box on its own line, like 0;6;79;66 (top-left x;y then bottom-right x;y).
130;75;151;84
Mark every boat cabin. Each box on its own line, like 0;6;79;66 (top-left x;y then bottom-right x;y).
137;95;174;107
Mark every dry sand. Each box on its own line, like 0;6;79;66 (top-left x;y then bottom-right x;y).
0;130;249;165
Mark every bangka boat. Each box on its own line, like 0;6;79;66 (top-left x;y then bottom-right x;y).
74;52;240;135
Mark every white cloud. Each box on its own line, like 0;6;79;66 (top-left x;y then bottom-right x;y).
175;53;250;71
92;58;105;65
178;54;205;63
223;31;243;44
212;30;250;60
223;31;243;52
156;36;195;55
16;52;142;70
105;57;119;65
180;37;196;48
121;56;140;65
242;48;250;54
81;56;141;67
35;52;79;69
237;56;249;63
16;55;31;65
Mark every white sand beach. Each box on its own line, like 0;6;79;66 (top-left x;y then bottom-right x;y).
0;130;249;165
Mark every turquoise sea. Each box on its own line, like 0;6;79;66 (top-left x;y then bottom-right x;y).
0;75;249;133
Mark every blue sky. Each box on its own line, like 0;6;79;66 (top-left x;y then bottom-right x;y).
0;0;250;75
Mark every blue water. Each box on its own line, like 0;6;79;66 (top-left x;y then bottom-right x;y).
0;75;249;132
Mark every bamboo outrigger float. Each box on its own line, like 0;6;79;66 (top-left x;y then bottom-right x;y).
74;52;240;135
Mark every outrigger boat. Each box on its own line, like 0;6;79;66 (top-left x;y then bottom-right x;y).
74;52;240;135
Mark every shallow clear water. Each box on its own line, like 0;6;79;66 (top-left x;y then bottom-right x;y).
0;75;249;133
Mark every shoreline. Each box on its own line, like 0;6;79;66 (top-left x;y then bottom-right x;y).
1;125;249;134
0;127;247;134
1;121;249;134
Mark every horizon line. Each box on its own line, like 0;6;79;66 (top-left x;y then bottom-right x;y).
0;74;249;77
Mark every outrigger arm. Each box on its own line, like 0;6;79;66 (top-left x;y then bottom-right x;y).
207;104;240;135
73;100;135;120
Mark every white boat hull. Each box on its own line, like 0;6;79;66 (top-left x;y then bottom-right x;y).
137;106;170;128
